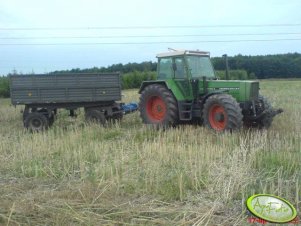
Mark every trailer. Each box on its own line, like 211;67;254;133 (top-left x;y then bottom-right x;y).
10;73;137;131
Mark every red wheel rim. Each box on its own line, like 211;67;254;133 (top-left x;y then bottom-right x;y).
146;96;166;121
208;104;227;131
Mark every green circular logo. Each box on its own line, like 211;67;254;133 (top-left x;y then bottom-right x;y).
246;194;297;223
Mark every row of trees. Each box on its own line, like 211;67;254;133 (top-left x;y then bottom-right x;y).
0;77;10;98
1;53;300;97
215;70;255;80
52;61;157;74
53;53;301;79
122;71;156;89
211;53;301;79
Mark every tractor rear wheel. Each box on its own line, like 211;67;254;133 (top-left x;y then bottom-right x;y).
203;94;243;132
139;84;178;127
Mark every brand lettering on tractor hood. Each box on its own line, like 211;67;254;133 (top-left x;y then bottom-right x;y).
217;87;240;90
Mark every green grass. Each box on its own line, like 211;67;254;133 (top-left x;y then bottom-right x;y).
0;81;300;225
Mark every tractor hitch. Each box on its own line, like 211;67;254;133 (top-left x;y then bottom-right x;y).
248;108;283;121
121;102;138;115
270;108;284;117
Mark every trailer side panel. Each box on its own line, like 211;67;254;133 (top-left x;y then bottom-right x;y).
10;73;121;105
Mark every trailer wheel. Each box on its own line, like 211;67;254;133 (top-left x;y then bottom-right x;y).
107;107;123;122
24;112;49;132
37;108;55;127
108;113;123;122
203;94;243;132
48;114;55;126
85;109;107;126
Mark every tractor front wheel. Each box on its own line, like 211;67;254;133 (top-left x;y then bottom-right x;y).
139;84;178;127
203;94;243;132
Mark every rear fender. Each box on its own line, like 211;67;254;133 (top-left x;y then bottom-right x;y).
138;81;169;94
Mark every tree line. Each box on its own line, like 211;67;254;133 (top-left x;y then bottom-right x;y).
52;52;301;79
211;53;301;79
54;53;301;79
1;53;300;98
0;76;10;98
51;61;157;75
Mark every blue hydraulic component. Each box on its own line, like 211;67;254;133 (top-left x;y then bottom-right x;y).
121;102;138;114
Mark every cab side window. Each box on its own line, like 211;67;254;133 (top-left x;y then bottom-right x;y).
158;58;172;79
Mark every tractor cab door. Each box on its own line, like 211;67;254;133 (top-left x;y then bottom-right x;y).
173;57;193;99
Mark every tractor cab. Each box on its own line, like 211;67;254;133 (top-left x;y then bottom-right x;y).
157;50;215;80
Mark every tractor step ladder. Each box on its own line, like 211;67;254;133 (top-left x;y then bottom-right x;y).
179;101;193;121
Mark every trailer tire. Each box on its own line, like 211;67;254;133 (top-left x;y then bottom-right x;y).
108;113;123;122
37;108;55;127
24;112;49;132
107;106;123;122
85;109;107;126
48;114;55;126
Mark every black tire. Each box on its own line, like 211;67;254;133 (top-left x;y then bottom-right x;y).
24;112;49;132
85;109;107;126
48;114;55;126
139;84;178;127
203;94;243;132
244;95;273;129
37;108;55;127
108;113;123;122
107;107;123;122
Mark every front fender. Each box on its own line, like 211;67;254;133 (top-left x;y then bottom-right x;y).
200;90;228;105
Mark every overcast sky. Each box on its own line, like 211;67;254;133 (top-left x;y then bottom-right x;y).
0;0;301;75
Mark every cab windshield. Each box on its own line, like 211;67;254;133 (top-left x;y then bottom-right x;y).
186;55;215;78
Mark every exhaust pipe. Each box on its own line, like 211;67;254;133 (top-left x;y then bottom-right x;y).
222;54;230;80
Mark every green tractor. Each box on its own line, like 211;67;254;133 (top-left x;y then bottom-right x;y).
138;49;283;131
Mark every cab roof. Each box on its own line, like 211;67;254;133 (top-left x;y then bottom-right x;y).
156;49;210;58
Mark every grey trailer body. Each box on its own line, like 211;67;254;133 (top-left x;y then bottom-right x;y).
9;73;124;131
10;73;121;105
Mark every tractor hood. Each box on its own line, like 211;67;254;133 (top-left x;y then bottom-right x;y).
205;80;259;102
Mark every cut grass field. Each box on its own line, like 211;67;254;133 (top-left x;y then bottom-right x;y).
0;80;300;225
